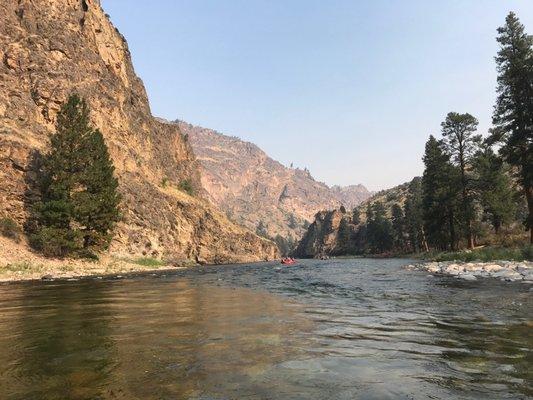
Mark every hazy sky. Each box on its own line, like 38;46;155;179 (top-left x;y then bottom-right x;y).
102;1;533;191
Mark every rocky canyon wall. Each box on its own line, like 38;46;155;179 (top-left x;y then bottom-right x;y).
0;0;278;263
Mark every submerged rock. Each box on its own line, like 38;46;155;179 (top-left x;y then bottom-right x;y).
459;274;477;281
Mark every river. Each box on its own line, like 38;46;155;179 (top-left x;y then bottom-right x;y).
0;258;531;399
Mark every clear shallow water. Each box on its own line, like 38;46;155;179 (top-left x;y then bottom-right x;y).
0;258;531;399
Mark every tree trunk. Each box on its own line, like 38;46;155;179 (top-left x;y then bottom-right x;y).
421;227;429;252
448;210;456;251
460;161;474;249
526;185;533;244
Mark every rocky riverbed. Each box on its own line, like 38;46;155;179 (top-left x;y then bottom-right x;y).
407;261;533;283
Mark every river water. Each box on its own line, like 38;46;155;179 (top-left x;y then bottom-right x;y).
0;258;531;399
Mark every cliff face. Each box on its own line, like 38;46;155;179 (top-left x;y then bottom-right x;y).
177;121;372;239
0;0;278;263
294;180;413;257
293;209;349;258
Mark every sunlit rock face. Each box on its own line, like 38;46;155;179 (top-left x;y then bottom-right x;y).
0;0;278;263
177;121;372;240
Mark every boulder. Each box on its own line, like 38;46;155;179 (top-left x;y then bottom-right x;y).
483;264;504;273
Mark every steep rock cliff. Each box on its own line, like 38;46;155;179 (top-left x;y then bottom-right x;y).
177;121;372;239
0;0;278;263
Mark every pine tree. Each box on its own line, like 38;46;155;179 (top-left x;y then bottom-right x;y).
337;217;351;252
366;201;393;253
30;94;120;257
287;213;298;229
490;12;533;243
73;129;120;249
422;136;461;250
391;204;406;251
352;208;361;225
441;112;481;248
473;147;517;234
403;178;428;253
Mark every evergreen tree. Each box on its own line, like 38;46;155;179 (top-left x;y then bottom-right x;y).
473;147;517;234
366;201;393;253
352;208;361;225
73;129;120;249
422;136;461;250
391;204;406;251
365;202;374;223
441;112;481;248
337;217;351;251
30;94;120;257
403;178;428;253
287;213;298;229
489;12;533;243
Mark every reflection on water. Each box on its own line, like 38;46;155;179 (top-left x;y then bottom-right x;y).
0;259;531;399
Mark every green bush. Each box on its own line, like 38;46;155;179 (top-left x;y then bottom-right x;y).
521;245;533;261
434;246;531;262
30;227;82;258
178;179;195;196
0;217;22;242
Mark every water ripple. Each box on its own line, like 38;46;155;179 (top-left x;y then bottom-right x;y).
0;258;531;399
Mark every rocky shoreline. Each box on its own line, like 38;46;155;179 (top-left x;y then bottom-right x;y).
407;261;533;283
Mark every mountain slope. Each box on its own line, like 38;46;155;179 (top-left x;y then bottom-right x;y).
0;0;278;263
176;121;372;239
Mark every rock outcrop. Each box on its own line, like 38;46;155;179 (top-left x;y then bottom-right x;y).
176;121;372;239
294;180;414;257
0;0;278;263
293;209;350;258
408;261;533;283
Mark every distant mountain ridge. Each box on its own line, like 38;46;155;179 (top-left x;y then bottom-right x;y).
175;120;372;240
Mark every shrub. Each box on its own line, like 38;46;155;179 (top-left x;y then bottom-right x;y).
522;245;533;261
434;246;531;262
29;227;82;258
0;217;22;242
178;179;195;196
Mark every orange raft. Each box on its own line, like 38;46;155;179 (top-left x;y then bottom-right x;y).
281;258;297;265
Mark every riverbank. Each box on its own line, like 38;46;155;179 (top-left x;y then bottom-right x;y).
0;237;195;283
407;260;533;283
